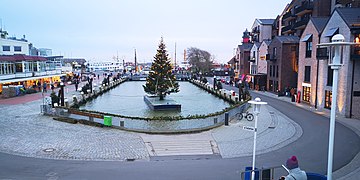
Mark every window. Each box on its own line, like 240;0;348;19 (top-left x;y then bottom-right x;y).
15;62;23;72
306;41;312;58
327;66;333;86
304;66;311;82
276;65;279;78
14;46;22;52
303;86;311;102
273;47;277;58
2;46;10;51
325;90;332;109
269;65;272;77
273;65;276;77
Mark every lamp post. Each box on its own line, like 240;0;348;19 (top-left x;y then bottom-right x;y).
317;34;358;180
60;82;65;106
248;97;267;180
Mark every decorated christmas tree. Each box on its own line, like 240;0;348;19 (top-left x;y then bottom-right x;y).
143;38;179;100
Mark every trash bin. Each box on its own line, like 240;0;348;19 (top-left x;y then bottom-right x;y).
244;167;259;180
104;116;112;126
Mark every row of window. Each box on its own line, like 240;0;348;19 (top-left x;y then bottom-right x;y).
269;65;279;78
0;61;56;75
2;45;22;52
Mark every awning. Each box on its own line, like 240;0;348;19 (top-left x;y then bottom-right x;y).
0;74;67;84
324;27;339;37
301;34;313;42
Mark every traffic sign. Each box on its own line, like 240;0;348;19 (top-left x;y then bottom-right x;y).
243;126;256;132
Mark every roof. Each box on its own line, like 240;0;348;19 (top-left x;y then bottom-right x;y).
252;42;261;49
227;55;237;64
336;8;360;29
258;19;275;25
311;17;329;33
238;43;254;51
274;36;300;44
61;58;86;64
262;39;272;46
0;54;47;62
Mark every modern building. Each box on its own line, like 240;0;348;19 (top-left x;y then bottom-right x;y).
0;33;30;56
280;0;331;37
316;8;360;118
38;48;52;57
0;30;64;96
266;36;300;93
297;17;328;106
251;19;275;43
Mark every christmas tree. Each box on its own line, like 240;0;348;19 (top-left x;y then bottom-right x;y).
143;38;179;100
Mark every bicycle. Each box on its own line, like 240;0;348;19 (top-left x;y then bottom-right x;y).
236;111;254;121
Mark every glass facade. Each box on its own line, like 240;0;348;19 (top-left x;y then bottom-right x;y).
0;62;15;75
325;90;332;109
302;86;311;103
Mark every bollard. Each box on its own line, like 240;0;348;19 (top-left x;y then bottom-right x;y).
225;113;229;126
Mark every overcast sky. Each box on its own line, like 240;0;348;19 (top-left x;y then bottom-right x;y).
0;0;289;63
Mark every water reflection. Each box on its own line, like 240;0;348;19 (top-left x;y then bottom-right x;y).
82;81;230;118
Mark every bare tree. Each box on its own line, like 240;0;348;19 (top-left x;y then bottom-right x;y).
186;47;213;74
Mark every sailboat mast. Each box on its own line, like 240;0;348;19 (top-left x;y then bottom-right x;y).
134;48;137;73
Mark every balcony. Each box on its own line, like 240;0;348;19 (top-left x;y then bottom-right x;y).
266;54;276;61
295;2;313;16
316;47;329;60
249;57;256;63
252;27;260;34
294;18;309;29
282;24;295;33
283;11;296;20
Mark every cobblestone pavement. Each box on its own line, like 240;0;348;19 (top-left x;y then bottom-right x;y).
0;99;149;161
212;105;302;158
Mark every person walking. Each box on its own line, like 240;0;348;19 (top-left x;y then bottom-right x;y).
280;156;307;180
43;82;47;93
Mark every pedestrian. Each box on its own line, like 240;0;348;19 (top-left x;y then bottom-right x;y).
75;79;79;91
51;83;55;91
280;156;307;180
43;82;47;93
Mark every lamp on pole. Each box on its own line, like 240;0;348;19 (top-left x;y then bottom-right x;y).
248;97;267;180
59;82;65;106
317;34;358;180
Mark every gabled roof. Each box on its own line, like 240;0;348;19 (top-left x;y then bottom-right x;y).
262;39;272;46
335;8;360;29
252;42;261;49
227;55;237;64
274;36;300;44
258;19;275;25
311;17;329;33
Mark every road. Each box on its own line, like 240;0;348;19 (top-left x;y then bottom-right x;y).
0;80;359;180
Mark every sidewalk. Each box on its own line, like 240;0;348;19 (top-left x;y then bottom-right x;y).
251;90;360;180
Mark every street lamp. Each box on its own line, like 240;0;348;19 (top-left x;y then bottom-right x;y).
59;82;65;106
317;34;358;180
248;97;267;180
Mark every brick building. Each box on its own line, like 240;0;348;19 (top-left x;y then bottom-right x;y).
297;17;328;106
267;36;300;93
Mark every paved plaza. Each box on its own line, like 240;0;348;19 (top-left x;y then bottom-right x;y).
0;83;359;179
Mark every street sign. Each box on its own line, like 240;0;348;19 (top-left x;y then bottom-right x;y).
243;126;256;132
